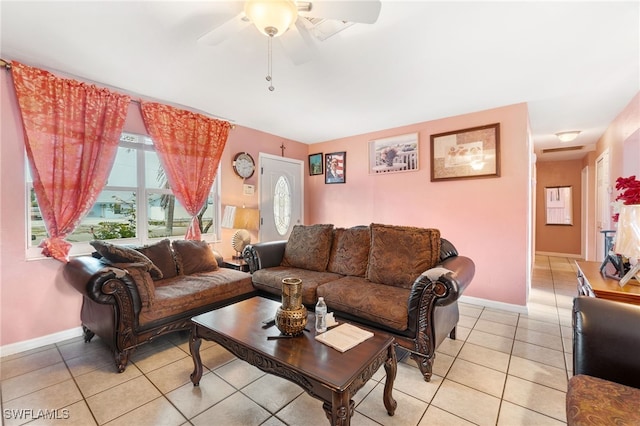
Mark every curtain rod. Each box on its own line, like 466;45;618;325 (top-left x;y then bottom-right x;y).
0;57;235;127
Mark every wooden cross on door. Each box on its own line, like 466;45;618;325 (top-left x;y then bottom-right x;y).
280;143;286;157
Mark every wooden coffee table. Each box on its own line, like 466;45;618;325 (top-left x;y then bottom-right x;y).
190;297;397;425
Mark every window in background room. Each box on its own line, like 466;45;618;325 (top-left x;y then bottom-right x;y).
26;132;221;259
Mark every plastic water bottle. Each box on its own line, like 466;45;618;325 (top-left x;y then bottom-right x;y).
315;297;327;333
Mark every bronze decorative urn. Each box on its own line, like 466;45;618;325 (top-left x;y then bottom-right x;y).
275;278;307;336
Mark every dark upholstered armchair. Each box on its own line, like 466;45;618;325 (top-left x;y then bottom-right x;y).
566;296;640;425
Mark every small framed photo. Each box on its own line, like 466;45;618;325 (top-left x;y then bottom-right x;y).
308;153;323;176
325;152;346;184
430;123;500;181
369;132;419;174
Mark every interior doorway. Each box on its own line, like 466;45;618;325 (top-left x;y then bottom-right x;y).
258;153;304;242
581;166;589;260
595;149;611;262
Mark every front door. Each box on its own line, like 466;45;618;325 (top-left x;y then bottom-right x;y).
259;153;304;242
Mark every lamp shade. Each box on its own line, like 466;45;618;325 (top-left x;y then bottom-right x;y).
244;0;298;37
233;207;260;230
615;204;640;259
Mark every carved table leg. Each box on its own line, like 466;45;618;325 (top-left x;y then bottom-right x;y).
383;345;397;416
190;324;203;386
323;394;354;426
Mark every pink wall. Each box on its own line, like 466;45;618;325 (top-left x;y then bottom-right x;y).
214;126;308;259
305;104;532;306
583;92;640;260
0;65;559;347
0;71;308;346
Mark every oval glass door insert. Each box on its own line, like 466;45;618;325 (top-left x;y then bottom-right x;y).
273;175;291;236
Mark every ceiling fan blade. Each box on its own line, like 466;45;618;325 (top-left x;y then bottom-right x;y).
301;0;382;24
198;13;250;46
279;21;316;65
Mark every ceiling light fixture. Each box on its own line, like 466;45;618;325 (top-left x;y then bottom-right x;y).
556;131;581;142
244;0;299;91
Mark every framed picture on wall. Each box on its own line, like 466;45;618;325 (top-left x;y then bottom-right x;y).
325;152;346;184
308;153;323;176
368;132;419;174
430;123;500;181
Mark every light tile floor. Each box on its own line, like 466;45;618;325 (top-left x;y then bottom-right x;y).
1;255;577;425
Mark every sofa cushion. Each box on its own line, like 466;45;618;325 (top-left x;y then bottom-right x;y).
281;224;334;272
252;266;343;305
90;240;163;280
366;224;441;289
317;276;409;331
327;226;371;277
172;240;218;275
135;239;178;280
567;374;640;425
139;268;254;326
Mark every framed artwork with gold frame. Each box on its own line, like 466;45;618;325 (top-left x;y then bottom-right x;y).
430;123;500;181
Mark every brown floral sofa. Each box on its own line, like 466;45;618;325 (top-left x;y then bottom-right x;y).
63;239;256;372
243;223;475;381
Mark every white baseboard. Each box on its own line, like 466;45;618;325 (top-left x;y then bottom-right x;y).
459;295;529;315
0;327;83;357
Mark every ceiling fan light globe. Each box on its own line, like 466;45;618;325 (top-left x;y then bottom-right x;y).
244;0;298;37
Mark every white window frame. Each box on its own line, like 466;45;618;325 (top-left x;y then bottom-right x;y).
25;132;222;260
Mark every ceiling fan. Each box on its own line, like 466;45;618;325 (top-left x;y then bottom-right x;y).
198;1;382;89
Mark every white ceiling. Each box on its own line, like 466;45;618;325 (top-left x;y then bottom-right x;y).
1;1;638;162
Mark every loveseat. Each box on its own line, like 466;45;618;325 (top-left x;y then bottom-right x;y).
243;223;475;381
566;296;640;425
63;239;256;372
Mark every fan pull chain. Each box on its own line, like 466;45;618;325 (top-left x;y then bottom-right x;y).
266;35;275;91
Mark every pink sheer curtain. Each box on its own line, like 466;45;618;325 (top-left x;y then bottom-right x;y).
140;102;231;240
11;61;130;262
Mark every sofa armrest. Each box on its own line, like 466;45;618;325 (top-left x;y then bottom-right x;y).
243;240;287;273
64;256;145;312
434;255;475;305
573;296;640;388
407;255;475;314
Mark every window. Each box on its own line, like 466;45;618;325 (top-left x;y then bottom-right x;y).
26;132;221;258
273;175;291;236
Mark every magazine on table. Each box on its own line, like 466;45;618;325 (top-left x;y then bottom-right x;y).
315;323;374;352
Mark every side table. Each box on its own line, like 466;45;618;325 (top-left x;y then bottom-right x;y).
222;258;250;272
576;260;640;305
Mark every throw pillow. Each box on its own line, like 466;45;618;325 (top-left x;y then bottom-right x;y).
172;240;218;275
90;240;163;280
327;226;371;277
366;223;441;289
135;239;178;280
281;224;334;272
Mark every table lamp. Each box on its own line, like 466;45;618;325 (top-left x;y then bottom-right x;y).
222;205;260;258
615;204;640;287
